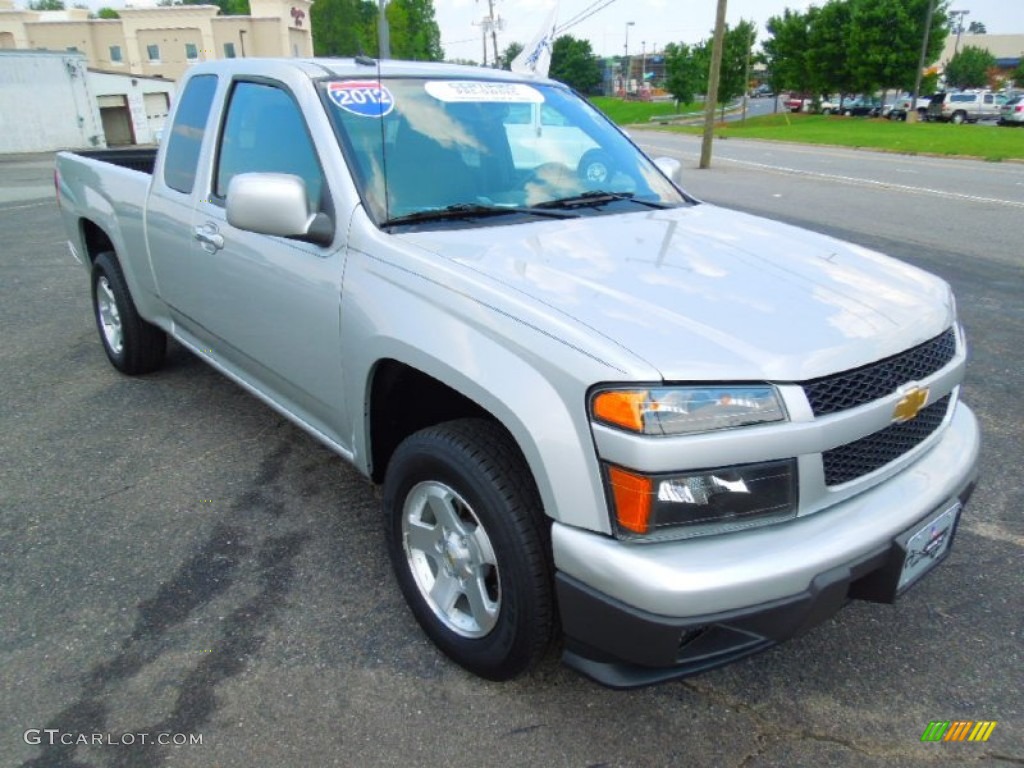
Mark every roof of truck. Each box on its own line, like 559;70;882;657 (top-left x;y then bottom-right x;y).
186;56;561;88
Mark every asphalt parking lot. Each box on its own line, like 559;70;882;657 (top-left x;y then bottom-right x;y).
1;148;1022;768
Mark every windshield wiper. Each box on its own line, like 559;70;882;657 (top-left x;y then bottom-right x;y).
382;202;578;227
534;191;672;210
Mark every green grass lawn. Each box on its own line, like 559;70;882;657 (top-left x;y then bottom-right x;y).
660;113;1024;162
589;97;700;125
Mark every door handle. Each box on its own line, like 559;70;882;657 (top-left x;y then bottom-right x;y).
194;223;224;251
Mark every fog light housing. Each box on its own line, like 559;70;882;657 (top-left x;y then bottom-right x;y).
604;459;798;540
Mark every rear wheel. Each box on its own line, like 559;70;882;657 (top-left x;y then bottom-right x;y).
952;110;967;125
383;419;553;681
91;251;166;375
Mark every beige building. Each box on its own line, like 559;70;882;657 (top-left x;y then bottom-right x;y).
0;0;312;81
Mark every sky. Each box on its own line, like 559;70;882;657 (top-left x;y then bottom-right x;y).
434;0;1024;63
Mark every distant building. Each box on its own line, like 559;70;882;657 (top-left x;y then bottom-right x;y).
0;0;312;82
940;33;1024;84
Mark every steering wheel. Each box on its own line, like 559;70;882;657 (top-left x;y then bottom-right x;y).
577;149;615;187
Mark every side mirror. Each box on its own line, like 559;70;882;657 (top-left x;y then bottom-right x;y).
654;156;682;185
226;173;333;246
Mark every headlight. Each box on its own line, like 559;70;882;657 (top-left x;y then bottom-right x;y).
591;385;786;436
604;459;798;540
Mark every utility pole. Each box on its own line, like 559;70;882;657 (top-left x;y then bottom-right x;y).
909;0;937;124
741;26;754;123
950;9;969;56
477;0;502;68
623;21;634;93
378;0;390;59
700;0;727;169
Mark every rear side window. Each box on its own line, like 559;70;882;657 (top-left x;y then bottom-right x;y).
215;81;324;212
950;94;973;103
163;74;217;194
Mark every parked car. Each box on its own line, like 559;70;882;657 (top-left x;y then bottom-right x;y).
886;94;934;121
817;96;840;115
54;57;979;688
784;93;811;112
840;96;882;117
999;95;1024;126
927;90;1007;124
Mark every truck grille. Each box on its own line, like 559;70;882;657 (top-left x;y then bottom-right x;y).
823;395;951;486
802;328;956;417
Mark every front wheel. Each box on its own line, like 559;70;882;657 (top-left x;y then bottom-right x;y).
383;419;553;681
91;251;166;375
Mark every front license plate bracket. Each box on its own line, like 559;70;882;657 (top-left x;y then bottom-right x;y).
847;501;961;604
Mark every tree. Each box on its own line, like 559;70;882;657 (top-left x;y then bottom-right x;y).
500;41;524;70
549;35;601;94
1013;61;1024;88
96;6;120;17
178;0;250;15
387;0;443;61
967;20;986;34
28;0;65;9
311;0;377;57
807;0;858;101
663;42;705;106
944;45;996;89
717;19;756;104
847;0;949;93
763;8;817;96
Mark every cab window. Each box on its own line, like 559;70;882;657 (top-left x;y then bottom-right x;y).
164;74;217;194
215;81;325;211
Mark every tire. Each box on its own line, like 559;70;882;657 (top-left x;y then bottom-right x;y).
577;149;615;187
91;250;166;375
821;108;832;116
843;109;852;117
383;419;553;681
952;111;966;125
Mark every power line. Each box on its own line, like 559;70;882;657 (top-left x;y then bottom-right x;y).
556;0;621;35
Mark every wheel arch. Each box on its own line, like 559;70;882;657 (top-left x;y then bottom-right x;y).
359;347;610;535
79;218;116;265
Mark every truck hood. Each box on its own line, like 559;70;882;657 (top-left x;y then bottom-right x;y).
398;204;953;381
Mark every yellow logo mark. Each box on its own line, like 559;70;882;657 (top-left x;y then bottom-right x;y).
893;386;929;423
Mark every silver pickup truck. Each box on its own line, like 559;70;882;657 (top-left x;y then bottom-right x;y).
55;58;979;688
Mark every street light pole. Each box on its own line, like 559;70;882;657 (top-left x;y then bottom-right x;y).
378;0;390;59
623;21;634;94
950;10;970;56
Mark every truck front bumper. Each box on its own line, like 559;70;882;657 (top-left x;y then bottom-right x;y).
553;403;980;688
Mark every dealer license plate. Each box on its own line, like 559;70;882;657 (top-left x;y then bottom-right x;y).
898;503;961;593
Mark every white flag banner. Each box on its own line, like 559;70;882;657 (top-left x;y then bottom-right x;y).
510;2;559;78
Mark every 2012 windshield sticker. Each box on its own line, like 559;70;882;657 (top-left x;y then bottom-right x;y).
328;81;394;117
425;81;544;104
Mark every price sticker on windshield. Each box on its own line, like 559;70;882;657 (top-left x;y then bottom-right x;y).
425;81;544;104
328;81;395;117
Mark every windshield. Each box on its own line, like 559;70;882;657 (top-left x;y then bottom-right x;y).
320;77;687;228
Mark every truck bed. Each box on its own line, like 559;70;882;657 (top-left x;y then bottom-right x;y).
64;147;157;175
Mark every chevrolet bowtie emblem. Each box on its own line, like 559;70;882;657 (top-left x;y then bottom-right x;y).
893;386;929;423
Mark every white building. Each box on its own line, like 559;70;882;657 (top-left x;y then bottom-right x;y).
88;68;175;145
0;48;176;153
0;49;103;152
